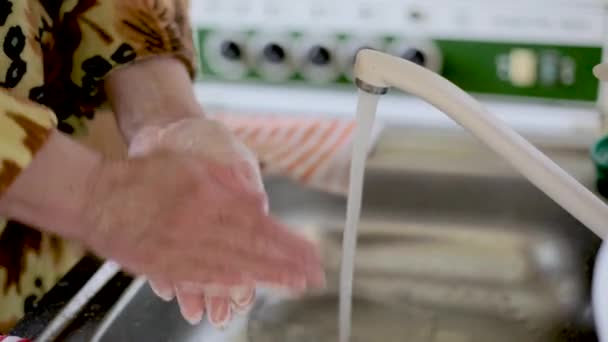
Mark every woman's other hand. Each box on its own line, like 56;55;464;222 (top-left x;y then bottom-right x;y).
0;122;323;330
103;56;323;327
129;118;272;327
85;133;325;297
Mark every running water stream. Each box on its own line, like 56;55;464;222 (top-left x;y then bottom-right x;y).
338;91;381;342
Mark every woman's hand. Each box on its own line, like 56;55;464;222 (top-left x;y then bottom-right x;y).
84;131;324;293
0;125;323;329
104;54;272;325
128;118;274;327
103;55;323;327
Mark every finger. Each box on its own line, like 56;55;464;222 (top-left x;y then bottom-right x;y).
256;218;326;288
165;221;322;290
177;284;256;313
169;273;250;290
178;283;231;296
253;272;307;292
149;279;175;302
176;288;206;325
230;286;256;313
206;296;232;329
180;239;314;290
222;214;323;271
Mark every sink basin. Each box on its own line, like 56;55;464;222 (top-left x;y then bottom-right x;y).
63;129;602;341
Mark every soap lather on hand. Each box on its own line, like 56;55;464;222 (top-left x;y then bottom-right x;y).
129;118;318;327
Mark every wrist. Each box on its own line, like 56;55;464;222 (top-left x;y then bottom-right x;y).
0;130;104;240
104;56;204;142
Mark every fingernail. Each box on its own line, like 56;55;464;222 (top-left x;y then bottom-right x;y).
185;314;203;326
150;286;175;302
231;287;255;313
207;297;232;328
158;291;175;302
181;307;204;326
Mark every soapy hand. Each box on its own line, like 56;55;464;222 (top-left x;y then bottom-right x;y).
148;280;256;327
129;117;261;326
124;117;314;326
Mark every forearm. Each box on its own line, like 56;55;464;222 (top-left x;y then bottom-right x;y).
0;130;103;240
1;56;206;240
104;56;204;143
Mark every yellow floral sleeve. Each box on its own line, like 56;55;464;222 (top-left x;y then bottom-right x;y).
0;93;56;196
0;0;199;331
62;0;196;91
0;0;197;196
0;1;57;197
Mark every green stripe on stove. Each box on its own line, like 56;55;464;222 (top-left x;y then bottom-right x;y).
436;40;601;101
195;28;602;102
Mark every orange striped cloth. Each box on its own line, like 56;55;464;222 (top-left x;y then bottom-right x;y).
213;113;384;196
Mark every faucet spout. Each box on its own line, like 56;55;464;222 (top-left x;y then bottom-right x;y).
354;49;608;239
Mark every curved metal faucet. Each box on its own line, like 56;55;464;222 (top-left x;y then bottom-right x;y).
353;49;608;240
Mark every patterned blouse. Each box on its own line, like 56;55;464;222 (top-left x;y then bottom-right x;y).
0;0;195;333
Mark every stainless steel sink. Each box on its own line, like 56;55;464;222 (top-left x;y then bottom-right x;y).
60;128;602;341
